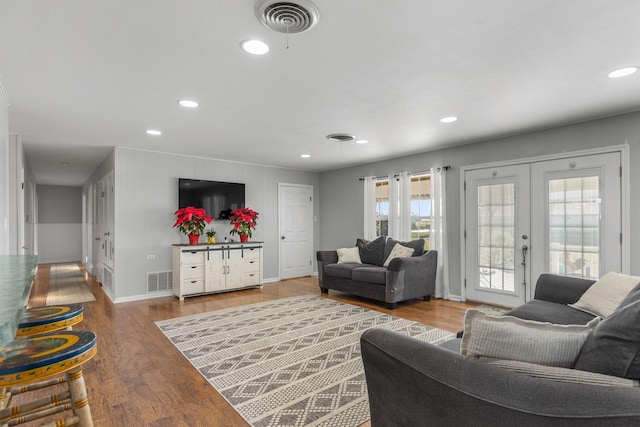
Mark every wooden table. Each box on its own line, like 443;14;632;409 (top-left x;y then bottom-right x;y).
0;255;37;346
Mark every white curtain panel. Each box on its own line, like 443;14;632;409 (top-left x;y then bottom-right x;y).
363;176;377;240
431;167;450;299
397;172;412;241
388;175;399;239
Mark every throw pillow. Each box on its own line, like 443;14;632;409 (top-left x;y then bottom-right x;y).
382;243;415;267
356;236;386;266
573;299;640;380
569;272;640;317
487;359;639;387
336;247;362;264
383;238;425;262
460;309;600;368
618;281;640;309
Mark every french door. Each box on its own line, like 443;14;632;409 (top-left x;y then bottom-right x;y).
464;152;622;307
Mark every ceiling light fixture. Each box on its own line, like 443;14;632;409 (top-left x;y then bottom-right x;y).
241;39;270;55
301;154;311;158
440;116;458;123
146;129;162;136
356;140;368;144
61;161;70;167
178;99;199;108
608;67;638;78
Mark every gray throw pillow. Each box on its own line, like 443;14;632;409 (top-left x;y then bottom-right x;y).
618;281;640;308
356;236;386;266
383;238;425;262
573;299;640;380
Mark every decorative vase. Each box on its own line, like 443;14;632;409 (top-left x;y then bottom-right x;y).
207;237;216;244
239;234;249;243
188;233;200;245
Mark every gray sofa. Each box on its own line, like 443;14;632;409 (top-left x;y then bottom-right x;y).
361;273;640;426
316;236;437;309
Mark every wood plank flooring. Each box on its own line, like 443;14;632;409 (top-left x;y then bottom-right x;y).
25;263;479;427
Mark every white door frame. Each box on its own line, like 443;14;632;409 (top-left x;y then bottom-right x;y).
278;183;314;280
460;144;630;302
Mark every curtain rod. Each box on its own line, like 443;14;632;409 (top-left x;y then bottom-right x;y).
358;166;450;181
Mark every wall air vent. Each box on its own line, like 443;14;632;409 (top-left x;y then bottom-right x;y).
255;0;320;34
326;133;356;143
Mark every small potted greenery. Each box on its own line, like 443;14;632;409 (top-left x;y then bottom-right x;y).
206;228;216;244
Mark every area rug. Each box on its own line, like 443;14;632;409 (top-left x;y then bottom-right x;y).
46;263;96;305
156;295;455;427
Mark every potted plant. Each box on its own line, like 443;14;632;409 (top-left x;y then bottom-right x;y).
229;207;259;242
206;228;216;244
173;206;213;245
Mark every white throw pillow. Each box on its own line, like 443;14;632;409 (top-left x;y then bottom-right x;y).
382;243;415;267
569;272;640;317
336;247;362;264
460;309;600;368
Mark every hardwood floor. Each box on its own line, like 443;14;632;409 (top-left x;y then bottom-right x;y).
24;264;479;426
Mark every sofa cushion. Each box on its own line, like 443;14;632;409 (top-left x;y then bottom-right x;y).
324;263;361;279
506;300;596;325
569;272;640;317
356;236;386;266
383;238;425;261
352;266;387;285
336;247;362;264
573;299;640;380
382;243;415;267
461;309;600;368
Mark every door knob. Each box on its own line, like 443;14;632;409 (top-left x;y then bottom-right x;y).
281;236;286;240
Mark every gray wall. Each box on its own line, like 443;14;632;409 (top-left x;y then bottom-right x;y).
112;148;320;301
37;185;83;263
319;111;640;298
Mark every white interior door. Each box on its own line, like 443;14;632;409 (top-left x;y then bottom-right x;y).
465;165;530;307
279;184;313;280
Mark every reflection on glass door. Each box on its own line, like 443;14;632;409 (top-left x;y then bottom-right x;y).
478;183;516;292
548;177;600;279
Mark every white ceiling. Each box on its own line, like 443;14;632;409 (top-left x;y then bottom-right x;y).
1;1;640;186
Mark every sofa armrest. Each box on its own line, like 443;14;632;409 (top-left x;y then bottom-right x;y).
361;328;640;427
316;251;338;287
534;273;596;304
385;250;437;302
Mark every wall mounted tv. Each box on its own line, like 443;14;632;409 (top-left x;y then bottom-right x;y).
178;178;245;220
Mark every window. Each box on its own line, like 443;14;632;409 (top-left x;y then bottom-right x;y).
375;179;389;236
410;174;431;249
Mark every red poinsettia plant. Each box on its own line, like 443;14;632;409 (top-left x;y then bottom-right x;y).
173;206;212;235
229;207;259;238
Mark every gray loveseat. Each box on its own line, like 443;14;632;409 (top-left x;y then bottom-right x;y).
361;273;640;426
316;236;437;309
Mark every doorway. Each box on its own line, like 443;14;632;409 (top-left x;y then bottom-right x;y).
278;183;313;280
463;149;624;307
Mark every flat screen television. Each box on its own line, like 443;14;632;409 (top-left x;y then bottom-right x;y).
178;178;245;219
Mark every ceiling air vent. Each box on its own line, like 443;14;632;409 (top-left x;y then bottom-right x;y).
255;0;320;34
326;133;356;143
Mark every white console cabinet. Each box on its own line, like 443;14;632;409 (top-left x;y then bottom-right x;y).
172;242;263;301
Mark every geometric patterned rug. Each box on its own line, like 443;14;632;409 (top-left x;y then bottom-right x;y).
46;263;96;305
156;295;455;427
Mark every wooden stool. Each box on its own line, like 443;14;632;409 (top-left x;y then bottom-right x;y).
1;306;85;411
0;330;97;426
15;305;84;338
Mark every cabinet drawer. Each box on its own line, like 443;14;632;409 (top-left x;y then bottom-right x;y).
243;259;260;273
241;248;261;260
243;271;261;286
182;277;205;294
181;251;205;266
182;264;205;279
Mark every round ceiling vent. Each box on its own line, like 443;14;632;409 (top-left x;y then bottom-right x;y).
326;133;356;143
255;0;320;34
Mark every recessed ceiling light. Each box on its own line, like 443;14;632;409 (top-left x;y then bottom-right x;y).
301;154;311;158
61;161;70;167
608;67;638;78
356;140;368;144
241;39;269;55
178;99;199;108
440;116;458;123
146;129;162;136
